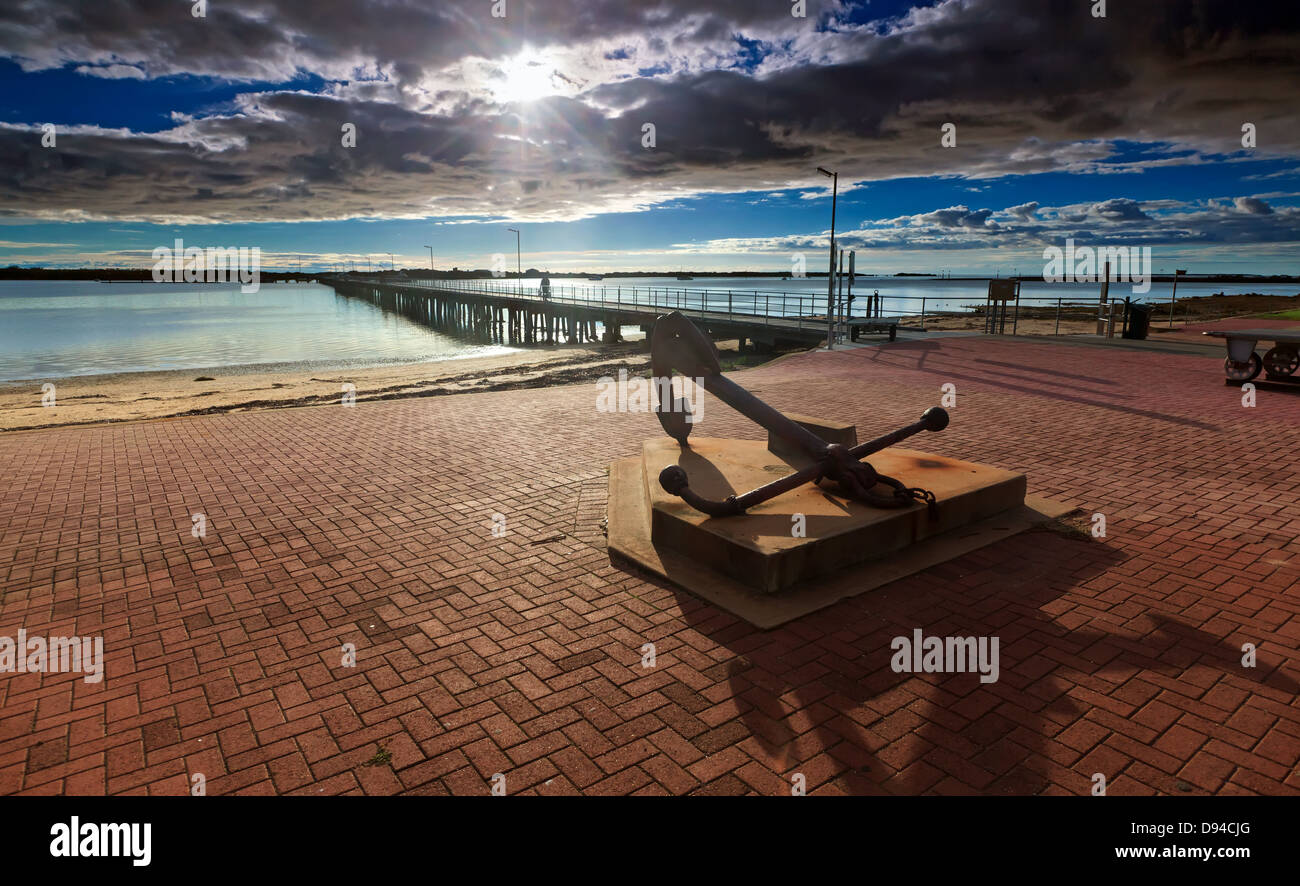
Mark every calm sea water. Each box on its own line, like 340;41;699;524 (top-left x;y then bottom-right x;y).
0;281;518;382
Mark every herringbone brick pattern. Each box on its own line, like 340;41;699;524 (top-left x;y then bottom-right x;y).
1;335;1297;795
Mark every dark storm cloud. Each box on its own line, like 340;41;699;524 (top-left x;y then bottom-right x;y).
693;196;1300;254
1092;199;1149;222
0;0;1297;223
1234;196;1273;215
917;206;996;228
0;0;822;81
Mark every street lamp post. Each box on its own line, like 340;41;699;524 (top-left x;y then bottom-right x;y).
507;228;521;278
817;167;838;349
424;245;434;271
388;253;395;272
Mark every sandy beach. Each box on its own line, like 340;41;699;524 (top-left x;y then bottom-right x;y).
903;313;1130;335
0;342;657;432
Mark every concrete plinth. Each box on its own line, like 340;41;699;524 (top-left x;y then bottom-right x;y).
607;425;1071;628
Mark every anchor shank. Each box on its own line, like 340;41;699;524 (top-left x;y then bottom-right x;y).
698;373;830;459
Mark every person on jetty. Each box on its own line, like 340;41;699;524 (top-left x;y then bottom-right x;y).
540;276;552;300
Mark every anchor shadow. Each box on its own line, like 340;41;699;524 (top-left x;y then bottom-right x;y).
662;528;1296;795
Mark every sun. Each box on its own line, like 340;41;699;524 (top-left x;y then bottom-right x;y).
493;50;563;104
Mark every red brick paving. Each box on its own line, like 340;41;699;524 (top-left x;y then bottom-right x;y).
1160;315;1300;344
1;334;1298;795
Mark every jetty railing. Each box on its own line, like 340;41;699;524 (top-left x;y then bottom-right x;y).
339;275;833;331
334;275;1138;336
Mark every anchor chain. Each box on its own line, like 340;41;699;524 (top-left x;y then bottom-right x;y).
907;486;940;521
856;473;940;520
812;462;938;518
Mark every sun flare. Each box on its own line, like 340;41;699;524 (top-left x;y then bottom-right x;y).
494;50;563;104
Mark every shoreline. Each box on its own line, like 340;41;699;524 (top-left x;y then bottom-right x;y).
0;346;528;386
0;342;656;433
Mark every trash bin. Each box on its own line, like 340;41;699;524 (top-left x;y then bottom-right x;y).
1123;301;1152;340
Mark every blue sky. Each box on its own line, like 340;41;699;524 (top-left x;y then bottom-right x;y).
1;0;1297;274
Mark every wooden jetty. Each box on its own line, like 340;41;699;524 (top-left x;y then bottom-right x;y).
326;275;839;351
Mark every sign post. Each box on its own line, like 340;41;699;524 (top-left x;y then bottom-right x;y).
1167;269;1186;327
1097;261;1110;336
